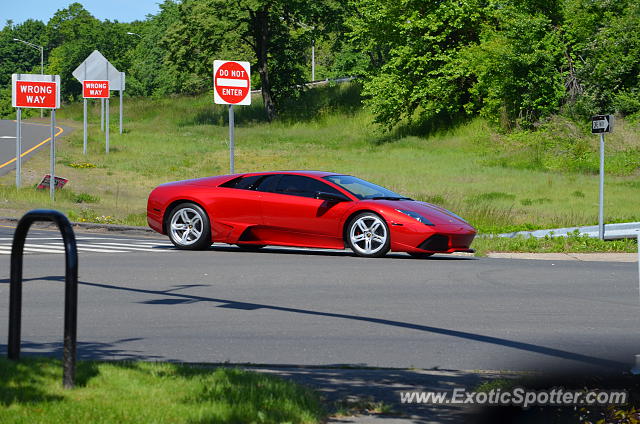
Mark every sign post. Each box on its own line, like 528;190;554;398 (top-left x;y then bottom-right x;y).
213;60;251;173
12;73;61;200
591;115;614;240
119;72;125;134
15;106;21;188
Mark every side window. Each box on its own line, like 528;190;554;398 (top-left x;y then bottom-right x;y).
254;175;282;193
220;174;262;190
274;175;342;198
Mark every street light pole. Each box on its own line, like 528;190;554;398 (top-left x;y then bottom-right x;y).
13;38;44;118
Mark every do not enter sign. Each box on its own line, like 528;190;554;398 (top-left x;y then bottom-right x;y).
213;60;251;105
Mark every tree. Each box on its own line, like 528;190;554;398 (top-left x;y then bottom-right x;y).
563;0;640;116
126;1;182;97
164;0;332;121
0;19;47;118
460;2;566;128
347;0;485;130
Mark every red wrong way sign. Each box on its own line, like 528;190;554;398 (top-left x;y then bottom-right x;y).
213;60;251;105
12;74;61;109
83;80;110;98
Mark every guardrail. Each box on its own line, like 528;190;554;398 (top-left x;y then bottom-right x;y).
8;209;78;388
499;222;640;240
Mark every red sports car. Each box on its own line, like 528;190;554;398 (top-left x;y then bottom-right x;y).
147;171;476;258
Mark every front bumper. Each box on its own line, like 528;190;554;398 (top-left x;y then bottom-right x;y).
389;222;477;254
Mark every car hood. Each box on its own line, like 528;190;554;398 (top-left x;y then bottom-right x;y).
365;199;474;228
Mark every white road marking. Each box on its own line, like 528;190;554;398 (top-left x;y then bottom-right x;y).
87;242;166;252
0;237;171;255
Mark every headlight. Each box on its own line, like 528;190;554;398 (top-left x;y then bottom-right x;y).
395;209;434;226
444;210;468;224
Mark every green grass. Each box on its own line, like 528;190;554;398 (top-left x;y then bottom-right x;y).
0;82;638;251
474;232;638;255
0;357;325;424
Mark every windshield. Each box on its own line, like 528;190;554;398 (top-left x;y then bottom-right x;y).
324;175;409;200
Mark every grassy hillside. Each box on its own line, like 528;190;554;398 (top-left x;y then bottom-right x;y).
0;83;638;241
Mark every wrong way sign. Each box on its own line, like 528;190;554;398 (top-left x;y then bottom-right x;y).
213;60;251;105
12;74;60;109
83;80;110;98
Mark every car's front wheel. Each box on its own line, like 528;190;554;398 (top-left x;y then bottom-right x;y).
167;203;212;250
346;212;390;258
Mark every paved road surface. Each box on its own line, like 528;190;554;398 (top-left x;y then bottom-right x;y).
0;119;67;176
0;224;638;374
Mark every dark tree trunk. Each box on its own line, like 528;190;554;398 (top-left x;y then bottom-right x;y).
251;7;277;122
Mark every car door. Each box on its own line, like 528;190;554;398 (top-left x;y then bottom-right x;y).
257;174;352;248
210;174;264;242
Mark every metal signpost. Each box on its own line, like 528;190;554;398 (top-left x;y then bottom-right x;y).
120;72;125;134
213;60;251;173
591;115;614;240
72;51;125;154
11;73;61;200
82;80;110;154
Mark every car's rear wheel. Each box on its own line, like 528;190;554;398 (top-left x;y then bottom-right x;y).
409;252;434;259
168;203;212;250
236;244;265;251
346;212;390;258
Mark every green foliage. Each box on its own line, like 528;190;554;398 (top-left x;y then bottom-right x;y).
348;0;640;130
349;0;484;130
125;1;182;97
563;0;640;116
0;358;326;424
461;3;566;128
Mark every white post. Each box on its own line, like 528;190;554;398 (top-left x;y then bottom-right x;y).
101;98;105;131
119;72;124;134
119;89;123;134
16;108;21;188
50;109;56;201
106;98;110;153
229;105;234;173
598;133;605;240
83;99;88;154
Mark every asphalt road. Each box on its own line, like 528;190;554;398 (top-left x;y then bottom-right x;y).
0;119;67;176
0;224;638;374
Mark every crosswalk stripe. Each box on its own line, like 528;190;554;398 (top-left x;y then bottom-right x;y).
86;242;167;252
0;236;171;255
0;245;64;254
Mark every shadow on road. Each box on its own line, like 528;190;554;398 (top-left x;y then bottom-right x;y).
0;338;162;362
207;245;476;261
0;276;626;371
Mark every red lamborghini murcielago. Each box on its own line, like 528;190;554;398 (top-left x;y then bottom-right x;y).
147;171;476;258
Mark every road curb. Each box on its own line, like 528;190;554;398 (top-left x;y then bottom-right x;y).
0;216;155;234
487;252;637;262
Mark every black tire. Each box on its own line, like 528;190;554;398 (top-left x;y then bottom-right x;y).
346;212;390;258
167;202;212;250
236;244;266;251
409;252;435;259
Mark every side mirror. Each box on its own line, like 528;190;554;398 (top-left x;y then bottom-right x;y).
315;191;350;202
